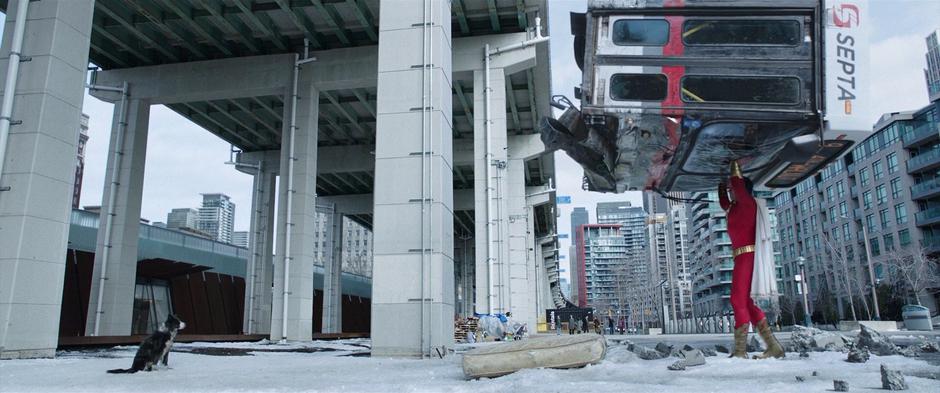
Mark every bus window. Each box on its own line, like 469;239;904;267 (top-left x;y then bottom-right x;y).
612;19;669;46
610;74;667;101
681;76;801;104
682;20;801;46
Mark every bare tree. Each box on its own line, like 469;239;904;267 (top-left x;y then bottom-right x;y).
779;295;799;325
882;246;940;306
822;233;861;320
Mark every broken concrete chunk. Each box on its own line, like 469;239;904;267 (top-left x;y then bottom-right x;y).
701;347;717;357
715;344;730;354
795;376;805;382
833;380;849;392
682;344;695;351
632;345;669;360
679;349;706;367
880;364;908;391
846;347;870;363
858;325;899;356
655;342;673;355
667;360;686;371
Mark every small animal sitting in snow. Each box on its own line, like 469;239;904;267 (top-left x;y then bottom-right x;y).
107;314;186;374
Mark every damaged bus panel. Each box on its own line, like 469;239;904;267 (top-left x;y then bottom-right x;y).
541;0;870;193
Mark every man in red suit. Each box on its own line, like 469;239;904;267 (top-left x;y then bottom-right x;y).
718;161;784;359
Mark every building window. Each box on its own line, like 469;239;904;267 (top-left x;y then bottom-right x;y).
883;233;895;251
890;177;902;199
860;168;870;187
865;214;876;232
899;229;911;246
829;207;836;224
863;191;872;209
836;181;845;198
870;238;880;257
826;186;834;202
839;201;848;218
872;160;883;180
894;203;908;224
887;153;899;173
879;209;890;229
876;184;887;205
810;215;817;228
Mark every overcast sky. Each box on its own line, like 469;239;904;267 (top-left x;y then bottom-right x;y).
4;1;935;273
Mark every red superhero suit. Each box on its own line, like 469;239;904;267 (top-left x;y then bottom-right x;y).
718;174;766;329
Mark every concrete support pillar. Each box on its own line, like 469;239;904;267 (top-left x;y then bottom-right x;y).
85;97;150;336
506;155;532;326
473;68;508;315
241;151;278;335
371;0;455;357
454;236;475;317
0;0;93;359
271;75;319;341
322;210;344;333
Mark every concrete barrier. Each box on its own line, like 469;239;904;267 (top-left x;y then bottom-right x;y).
837;320;899;332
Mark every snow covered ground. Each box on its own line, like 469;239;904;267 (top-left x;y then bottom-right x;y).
1;338;939;393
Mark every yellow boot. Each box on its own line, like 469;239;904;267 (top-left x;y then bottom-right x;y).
753;319;785;359
730;325;749;359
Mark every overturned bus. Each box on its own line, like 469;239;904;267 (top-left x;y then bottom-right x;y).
542;0;870;193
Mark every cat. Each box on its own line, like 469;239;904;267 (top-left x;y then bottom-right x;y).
107;314;186;374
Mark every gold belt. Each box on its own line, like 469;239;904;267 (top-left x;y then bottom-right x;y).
733;245;755;258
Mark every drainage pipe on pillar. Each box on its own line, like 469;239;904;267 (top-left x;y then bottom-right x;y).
482;14;550;315
281;47;317;342
0;0;31;191
224;148;262;334
418;0;432;358
88;81;130;336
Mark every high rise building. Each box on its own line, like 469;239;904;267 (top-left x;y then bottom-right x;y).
646;193;694;321
574;224;635;314
166;208;198;230
596;201;647;254
232;231;249;248
72;114;89;209
197;193;235;244
686;191;733;316
926;29;940;102
568;207;589;304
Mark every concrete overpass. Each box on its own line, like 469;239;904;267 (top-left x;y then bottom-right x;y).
0;0;559;359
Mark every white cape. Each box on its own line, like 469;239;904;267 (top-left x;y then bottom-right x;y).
751;198;779;299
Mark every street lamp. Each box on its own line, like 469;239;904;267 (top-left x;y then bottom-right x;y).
842;214;882;320
797;257;812;327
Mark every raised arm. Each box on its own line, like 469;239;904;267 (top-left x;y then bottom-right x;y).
718;181;731;210
729;161;755;207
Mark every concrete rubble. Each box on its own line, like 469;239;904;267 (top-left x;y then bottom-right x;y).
880;364;909;391
667;349;706;371
631;345;670;360
791;326;852;353
846;347;870;363
834;379;849;392
858;325;900;356
747;336;764;352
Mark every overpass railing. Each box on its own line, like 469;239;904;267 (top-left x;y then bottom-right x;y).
70;209;249;259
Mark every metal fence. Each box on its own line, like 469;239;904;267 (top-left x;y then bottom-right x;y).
663;315;736;334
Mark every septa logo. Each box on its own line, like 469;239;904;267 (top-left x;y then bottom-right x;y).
830;3;860;28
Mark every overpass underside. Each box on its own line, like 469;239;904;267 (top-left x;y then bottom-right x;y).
0;0;560;359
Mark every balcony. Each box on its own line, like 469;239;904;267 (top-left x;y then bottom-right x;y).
911;178;940;200
850;186;858;199
914;206;940;227
907;149;940;174
923;234;940;254
902;122;940;149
